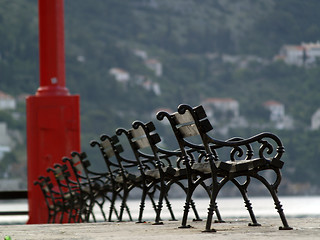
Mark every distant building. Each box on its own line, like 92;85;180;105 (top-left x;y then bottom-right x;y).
133;49;148;60
142;80;161;96
201;98;248;135
0;122;13;147
0;91;16;110
201;98;240;119
0;122;12;161
263;100;294;129
277;41;320;66
263;100;285;122
311;108;320;130
109;68;130;83
145;59;162;77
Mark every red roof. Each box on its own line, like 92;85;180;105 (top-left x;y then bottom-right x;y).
0;91;14;100
264;100;282;106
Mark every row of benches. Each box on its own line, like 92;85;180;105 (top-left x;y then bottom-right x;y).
35;104;292;232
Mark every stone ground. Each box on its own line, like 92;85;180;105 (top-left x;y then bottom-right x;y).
0;217;319;240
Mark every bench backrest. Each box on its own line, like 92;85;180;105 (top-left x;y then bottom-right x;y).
47;164;77;200
157;104;285;167
116;120;179;177
157;104;213;156
34;176;56;207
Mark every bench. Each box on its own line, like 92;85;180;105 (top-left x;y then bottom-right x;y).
116;120;223;225
34;103;292;232
90;135;133;222
156;104;292;232
46;164;85;223
34;176;64;223
62;152;114;222
115;125;178;224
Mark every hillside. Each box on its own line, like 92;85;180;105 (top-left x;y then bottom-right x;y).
1;0;320;193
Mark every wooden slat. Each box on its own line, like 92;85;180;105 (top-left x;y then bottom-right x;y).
173;110;194;124
179;124;199;138
130;126;145;139
134;137;150;149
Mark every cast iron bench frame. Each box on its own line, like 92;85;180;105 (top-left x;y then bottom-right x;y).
156;104;292;232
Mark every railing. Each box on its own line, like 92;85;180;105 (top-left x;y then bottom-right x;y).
0;190;28;216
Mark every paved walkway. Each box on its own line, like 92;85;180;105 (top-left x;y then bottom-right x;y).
0;217;319;240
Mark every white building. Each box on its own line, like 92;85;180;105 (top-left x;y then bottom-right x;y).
311;108;320;130
142;80;161;96
145;59;162;77
278;41;320;66
0;145;10;160
263;101;285;122
0;122;12;161
109;68;130;83
0;91;16;110
263;100;294;129
0;122;13;147
201;98;240;120
133;49;148;60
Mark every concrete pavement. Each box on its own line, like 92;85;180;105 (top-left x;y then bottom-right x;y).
0;217;319;240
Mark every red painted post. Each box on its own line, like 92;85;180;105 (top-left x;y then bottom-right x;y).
26;0;80;224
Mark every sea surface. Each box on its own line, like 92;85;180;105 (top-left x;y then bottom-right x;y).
1;196;320;224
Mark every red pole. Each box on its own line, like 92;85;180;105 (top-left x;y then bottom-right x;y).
37;0;68;96
26;0;80;224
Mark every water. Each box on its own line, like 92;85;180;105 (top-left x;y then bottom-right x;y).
1;196;320;224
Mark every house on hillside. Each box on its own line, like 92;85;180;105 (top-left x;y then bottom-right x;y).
263;101;285;122
263;100;294;129
0;91;16;110
201;98;247;135
142;80;161;96
133;49;148;60
311;108;320;130
109;68;130;83
0;122;12;161
201;98;240;120
145;59;162;77
277;41;320;66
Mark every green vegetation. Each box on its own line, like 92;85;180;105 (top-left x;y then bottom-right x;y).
1;0;320;193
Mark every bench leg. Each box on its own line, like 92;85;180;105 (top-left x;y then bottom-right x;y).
203;195;218;232
200;181;224;223
203;175;227;233
118;191;129;222
164;194;177;221
115;191;132;221
255;174;292;230
108;192;118;222
173;181;202;222
190;198;202;222
154;183;167;225
231;179;260;226
137;190;148;223
179;192;193;228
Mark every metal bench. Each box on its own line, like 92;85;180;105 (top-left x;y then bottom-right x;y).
46;164;86;223
156;104;292;232
34;176;64;223
90;135;133;222
62;152;114;222
116;121;219;225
